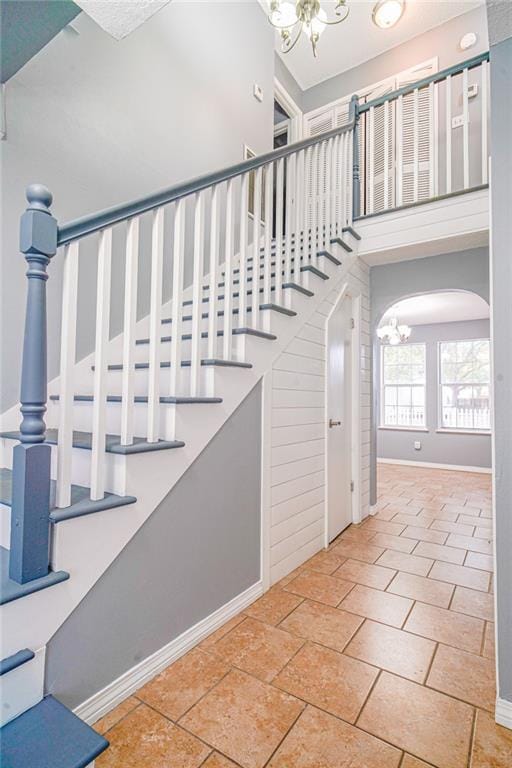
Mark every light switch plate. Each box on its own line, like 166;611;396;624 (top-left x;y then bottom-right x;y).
452;114;465;129
253;83;263;103
414;441;421;450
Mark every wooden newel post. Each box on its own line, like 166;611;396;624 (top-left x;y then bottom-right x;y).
10;185;57;583
349;94;361;220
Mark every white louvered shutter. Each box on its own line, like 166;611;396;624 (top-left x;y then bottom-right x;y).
363;80;396;214
397;61;437;205
304;108;335;232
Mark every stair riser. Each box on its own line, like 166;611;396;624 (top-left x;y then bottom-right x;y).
0;647;45;727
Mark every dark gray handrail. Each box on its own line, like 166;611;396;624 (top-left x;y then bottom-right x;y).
57;115;356;247
359;51;489;113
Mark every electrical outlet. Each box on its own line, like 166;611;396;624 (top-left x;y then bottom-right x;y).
468;83;479;99
414;441;421;451
253;83;263;103
452;114;465;129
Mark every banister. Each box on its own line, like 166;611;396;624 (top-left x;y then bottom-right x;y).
359;51;490;113
56;117;356;247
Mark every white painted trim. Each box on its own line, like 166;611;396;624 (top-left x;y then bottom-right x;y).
0;646;45;727
260;373;272;591
495;697;512;731
377;458;492;474
74;581;263;726
274;77;303;144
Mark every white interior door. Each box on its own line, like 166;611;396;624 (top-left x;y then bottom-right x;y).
327;295;353;542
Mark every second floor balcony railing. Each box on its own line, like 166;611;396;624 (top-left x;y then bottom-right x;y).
354;52;490;217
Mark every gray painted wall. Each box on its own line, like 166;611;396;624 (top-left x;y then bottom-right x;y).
274;53;303;110
370;247;490;503
302;7;489;112
487;24;512;705
45;381;262;710
0;1;274;411
377;319;491;469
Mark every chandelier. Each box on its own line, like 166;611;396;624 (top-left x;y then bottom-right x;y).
377;318;411;345
268;0;350;58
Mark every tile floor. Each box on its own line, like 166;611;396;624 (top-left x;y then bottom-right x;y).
94;465;512;768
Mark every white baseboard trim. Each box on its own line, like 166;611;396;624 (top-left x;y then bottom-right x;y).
377;458;492;475
496;697;512;730
74;580;263;726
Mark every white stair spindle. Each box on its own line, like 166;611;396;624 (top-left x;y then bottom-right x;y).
284;154;294;285
295;149;305;285
481;60;488;184
446;74;452;194
147;206;164;442
56;242;79;508
238;173;249;328
433;80;439;196
384;100;390;210
397;94;404;207
91;228;112;500
222;178;235;359
274;157;284;305
324;139;332;245
339;133;346;228
120;217;139;446
347;130;354;226
263;162;273;307
207;186;220;359
311;144;319;257
462;67;469;189
369;106;375;214
428;83;435;198
190;191;205;396
170;198;185;397
251;167;262;330
330;137;337;238
413;87;419;202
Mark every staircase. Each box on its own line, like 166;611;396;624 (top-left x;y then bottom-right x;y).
0;105;360;765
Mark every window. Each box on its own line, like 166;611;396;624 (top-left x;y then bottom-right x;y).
439;339;491;431
381;344;426;427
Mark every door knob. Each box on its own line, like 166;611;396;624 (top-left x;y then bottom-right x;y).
329;419;342;428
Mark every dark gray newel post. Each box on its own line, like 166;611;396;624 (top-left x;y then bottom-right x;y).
10;185;57;583
349;94;361;220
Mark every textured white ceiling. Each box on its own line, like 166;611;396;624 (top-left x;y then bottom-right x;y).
382;291;489;326
270;0;484;89
75;0;171;40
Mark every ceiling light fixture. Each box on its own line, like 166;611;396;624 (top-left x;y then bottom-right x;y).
372;0;405;30
377;317;411;345
268;0;350;58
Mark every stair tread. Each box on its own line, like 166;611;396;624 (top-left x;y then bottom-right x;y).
0;695;109;767
0;430;184;456
162;303;296;324
183;281;309;306
0;546;69;606
0;648;35;676
330;237;353;253
49;394;223;404
300;264;329;280
103;359;252;371
135;327;277;345
0;468;136;523
342;225;362;240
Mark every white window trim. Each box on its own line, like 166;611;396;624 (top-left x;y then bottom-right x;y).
380;342;427;429
437;338;491;432
274;77;303;144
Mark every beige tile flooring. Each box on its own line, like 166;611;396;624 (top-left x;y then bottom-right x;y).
94;465;512;768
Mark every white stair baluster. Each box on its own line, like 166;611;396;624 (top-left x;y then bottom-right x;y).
481;60;488;184
311;144;319;257
222;178;235;359
369;106;375;214
284;154;294;286
295;149;305;285
428;83;435;197
413;88;419;202
324;139;332;246
347;130;354;226
263;162;274;309
339;134;346;228
330;137;337;239
384;100;389;210
91;228;112;500
397;94;404;207
238;173;249;329
190;191;205;396
251;167;262;330
207;186;220;359
274;157;284;305
56;242;79;508
462;67;469;189
120;217;139;446
170;198;185;398
446;74;452;194
147;207;164;442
